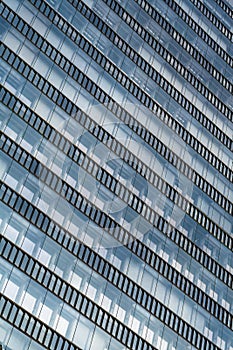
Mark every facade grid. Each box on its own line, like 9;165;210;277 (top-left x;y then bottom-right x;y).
0;0;232;349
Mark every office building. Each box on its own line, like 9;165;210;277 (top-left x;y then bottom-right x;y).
0;0;232;349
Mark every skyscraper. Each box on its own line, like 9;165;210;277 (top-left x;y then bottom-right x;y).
0;0;232;349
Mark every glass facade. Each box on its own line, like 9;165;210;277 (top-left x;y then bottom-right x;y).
0;0;232;349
